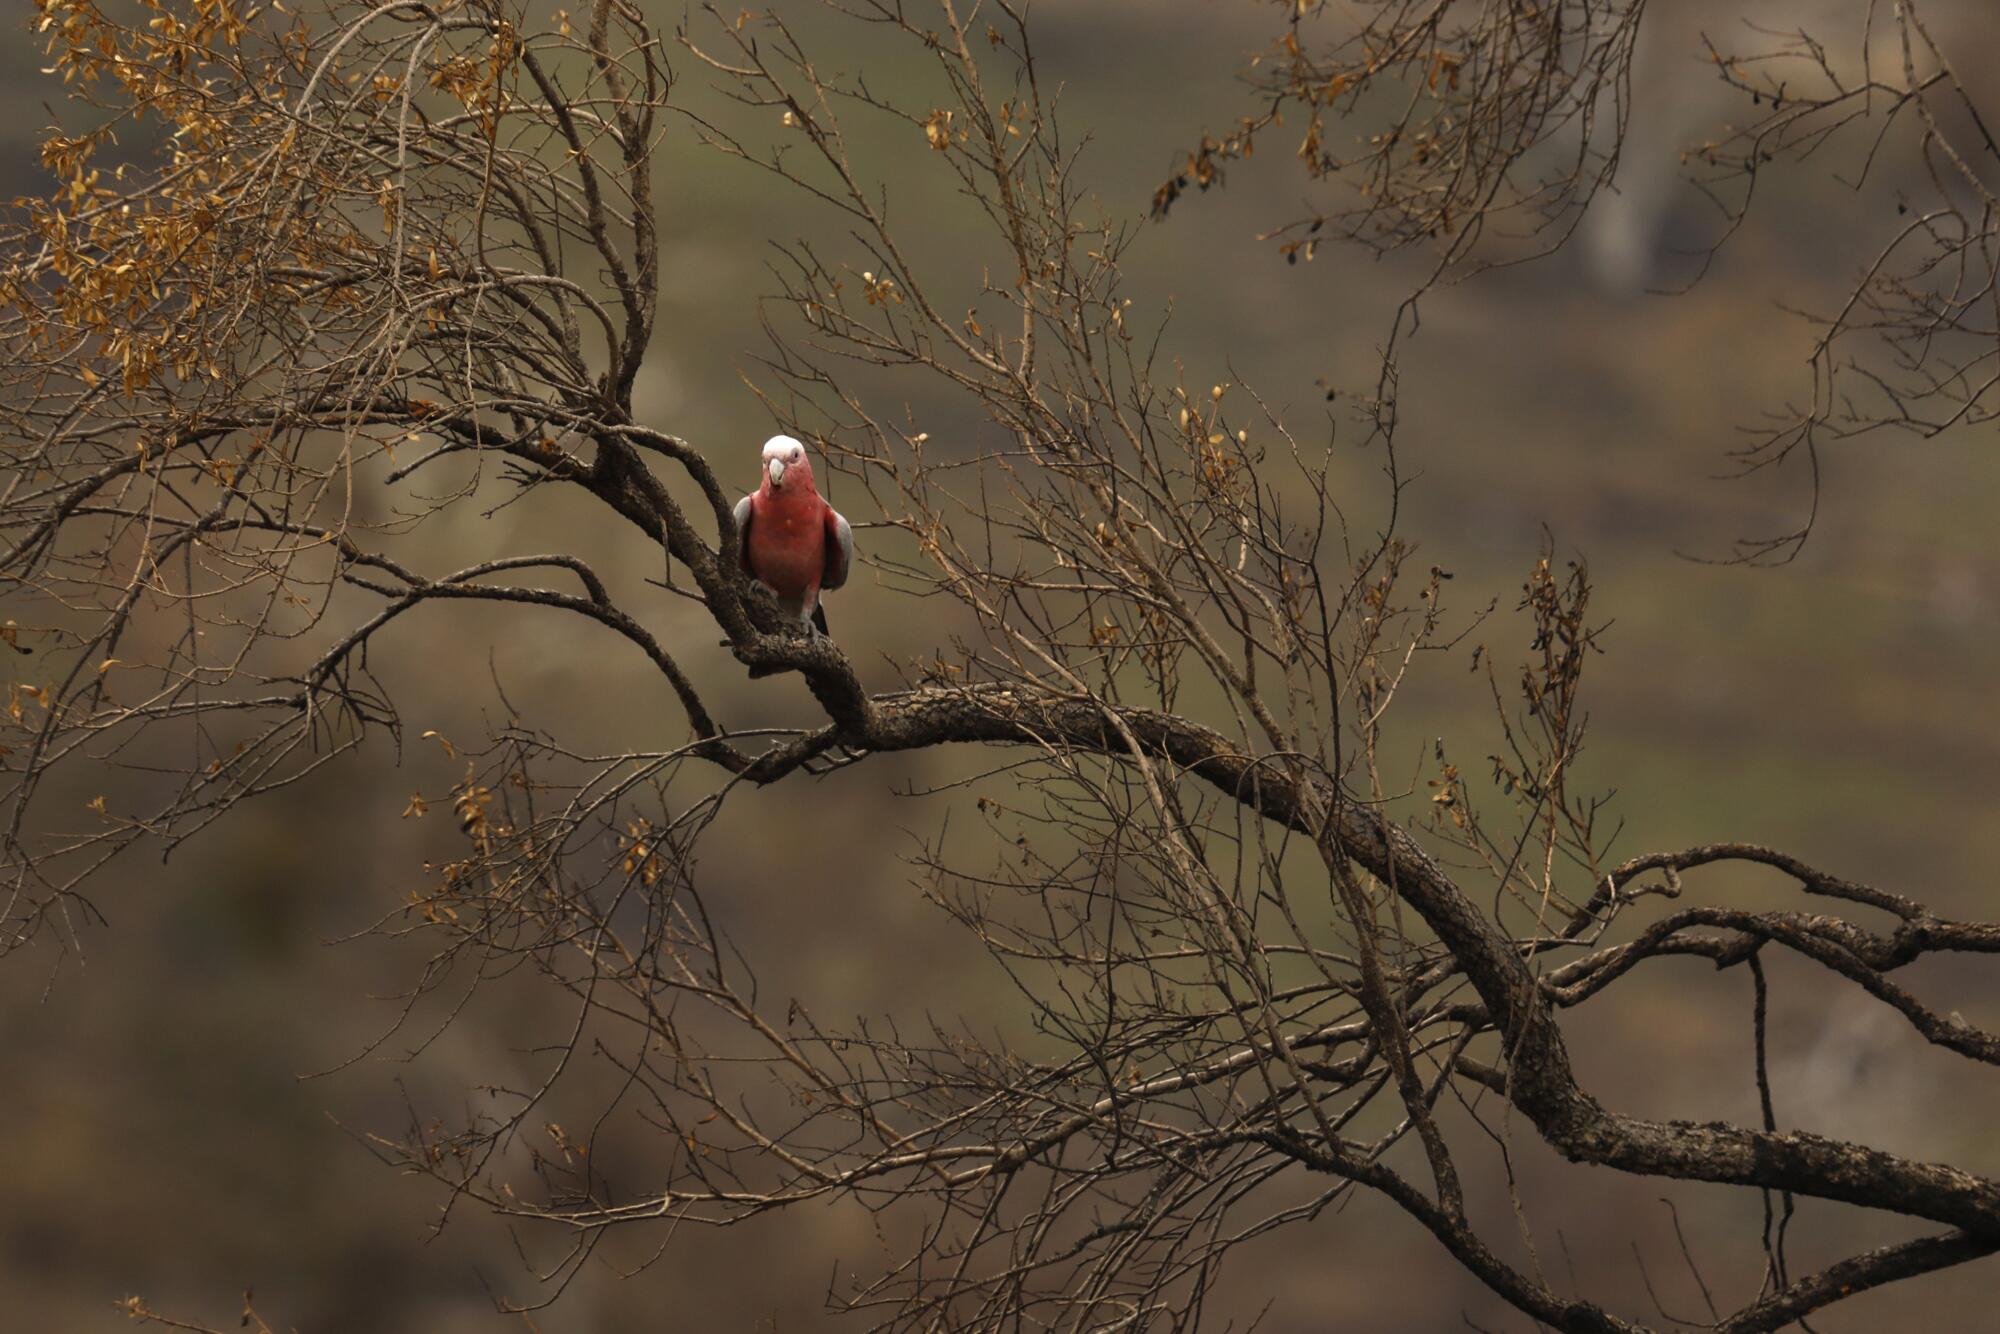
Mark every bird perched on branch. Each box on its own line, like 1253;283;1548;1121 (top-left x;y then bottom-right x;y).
733;434;853;636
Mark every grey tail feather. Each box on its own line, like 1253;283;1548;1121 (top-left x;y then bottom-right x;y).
812;602;830;636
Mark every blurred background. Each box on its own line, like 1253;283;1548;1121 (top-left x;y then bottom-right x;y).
4;2;1999;1329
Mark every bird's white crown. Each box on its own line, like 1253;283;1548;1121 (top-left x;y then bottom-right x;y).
762;435;807;463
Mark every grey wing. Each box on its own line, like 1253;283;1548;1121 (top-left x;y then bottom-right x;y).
822;509;855;590
731;494;754;569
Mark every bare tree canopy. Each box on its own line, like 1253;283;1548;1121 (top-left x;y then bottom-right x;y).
3;1;1998;1330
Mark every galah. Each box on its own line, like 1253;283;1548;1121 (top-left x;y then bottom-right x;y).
732;435;854;635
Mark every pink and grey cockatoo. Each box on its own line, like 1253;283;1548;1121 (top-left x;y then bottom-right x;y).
732;435;854;635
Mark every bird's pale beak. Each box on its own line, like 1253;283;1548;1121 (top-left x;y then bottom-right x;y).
767;458;787;488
